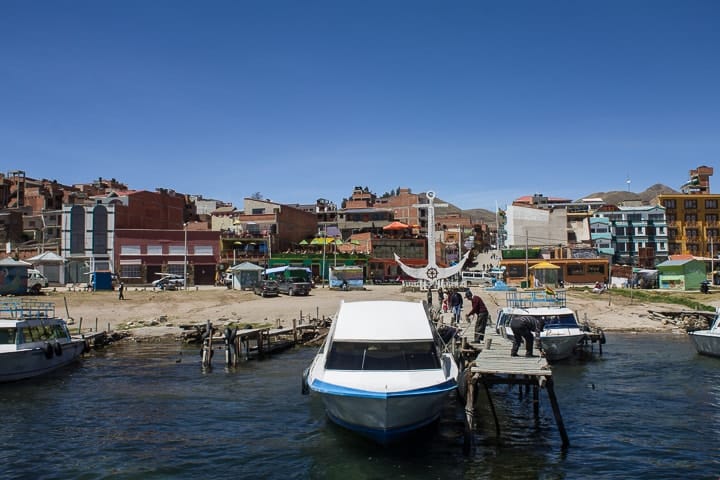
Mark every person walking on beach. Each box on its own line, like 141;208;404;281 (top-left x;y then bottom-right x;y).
118;282;125;300
510;315;544;357
466;291;489;342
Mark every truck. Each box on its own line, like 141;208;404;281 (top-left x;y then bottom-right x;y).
27;269;49;294
266;266;312;296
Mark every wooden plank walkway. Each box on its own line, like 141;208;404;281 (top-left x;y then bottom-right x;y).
450;313;570;451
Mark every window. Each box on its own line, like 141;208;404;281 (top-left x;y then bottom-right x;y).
506;264;526;278
92;206;108;254
194;245;213;256
120;245;141;255
706;199;718;209
684;199;697;209
70;205;85;254
121;265;141;278
687;229;698;238
147;245;163;255
167;264;185;276
685;214;697;223
587;265;605;274
169;245;185;255
663;199;676;209
325;341;440;371
567;264;584;276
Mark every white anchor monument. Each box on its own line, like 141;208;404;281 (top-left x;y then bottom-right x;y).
394;190;469;286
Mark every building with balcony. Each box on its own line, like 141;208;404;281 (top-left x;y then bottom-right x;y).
658;166;720;260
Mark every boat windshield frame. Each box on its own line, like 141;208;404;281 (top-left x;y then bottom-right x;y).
325;340;441;371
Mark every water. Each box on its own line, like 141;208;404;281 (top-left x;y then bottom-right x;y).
1;334;718;479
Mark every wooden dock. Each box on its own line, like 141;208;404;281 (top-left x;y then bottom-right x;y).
197;320;322;368
449;313;570;451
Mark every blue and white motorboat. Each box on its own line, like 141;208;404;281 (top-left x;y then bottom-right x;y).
303;300;459;444
689;308;720;357
494;290;588;362
0;301;88;382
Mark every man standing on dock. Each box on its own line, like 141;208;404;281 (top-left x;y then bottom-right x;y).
510;315;544;357
466;291;489;342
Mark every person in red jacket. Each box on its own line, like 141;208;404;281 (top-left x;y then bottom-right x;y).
465;290;489;342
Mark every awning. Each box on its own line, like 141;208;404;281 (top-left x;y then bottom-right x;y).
382;221;409;231
529;261;560;269
310;237;334;245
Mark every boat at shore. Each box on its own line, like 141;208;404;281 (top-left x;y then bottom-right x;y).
303;300;459;444
688;308;720;357
0;300;88;382
494;289;590;362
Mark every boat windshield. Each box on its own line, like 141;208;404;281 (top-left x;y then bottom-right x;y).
541;313;578;328
0;328;17;345
326;341;441;371
19;324;70;343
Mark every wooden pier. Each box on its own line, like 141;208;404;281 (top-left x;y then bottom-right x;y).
196;320;322;368
450;314;570;451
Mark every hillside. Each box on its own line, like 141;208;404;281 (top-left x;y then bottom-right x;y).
451;183;678;225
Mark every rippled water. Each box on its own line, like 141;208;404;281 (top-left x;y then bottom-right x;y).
1;334;718;479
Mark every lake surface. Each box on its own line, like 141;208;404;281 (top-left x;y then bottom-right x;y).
1;333;718;479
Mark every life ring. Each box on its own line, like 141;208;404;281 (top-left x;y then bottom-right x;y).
44;343;54;359
54;342;63;356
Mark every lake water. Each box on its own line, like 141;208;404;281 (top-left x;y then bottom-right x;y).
1;333;718;479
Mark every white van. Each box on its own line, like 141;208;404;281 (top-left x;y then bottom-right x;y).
461;271;495;286
27;269;49;294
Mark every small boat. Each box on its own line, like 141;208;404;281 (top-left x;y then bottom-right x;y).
303;300;459;444
494;289;588;362
0;300;88;382
689;308;720;357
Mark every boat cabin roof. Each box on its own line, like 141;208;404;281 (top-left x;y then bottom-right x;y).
332;300;433;342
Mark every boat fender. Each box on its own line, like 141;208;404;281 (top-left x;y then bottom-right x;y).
301;368;310;395
54;342;63;356
44;342;54;359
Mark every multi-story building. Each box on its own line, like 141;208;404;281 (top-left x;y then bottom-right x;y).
592;204;668;267
658;166;720;259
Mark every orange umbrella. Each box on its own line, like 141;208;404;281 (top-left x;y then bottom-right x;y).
382;221;409;230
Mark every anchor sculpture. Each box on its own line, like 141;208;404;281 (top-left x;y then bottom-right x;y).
394;190;469;285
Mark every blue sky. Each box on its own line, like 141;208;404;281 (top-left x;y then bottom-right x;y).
2;1;719;211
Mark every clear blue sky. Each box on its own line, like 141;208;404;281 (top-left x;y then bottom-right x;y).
2;1;719;211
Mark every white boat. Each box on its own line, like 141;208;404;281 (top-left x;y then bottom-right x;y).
689;308;720;357
0;300;88;382
494;290;587;362
303;300;459;444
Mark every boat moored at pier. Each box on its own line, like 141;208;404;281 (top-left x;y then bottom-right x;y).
0;300;88;382
303;300;459;444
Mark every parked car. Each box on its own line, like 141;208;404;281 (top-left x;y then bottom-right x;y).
253;279;279;297
152;274;185;290
223;272;233;288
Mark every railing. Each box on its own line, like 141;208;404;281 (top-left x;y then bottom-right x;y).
506;289;567;308
0;300;56;319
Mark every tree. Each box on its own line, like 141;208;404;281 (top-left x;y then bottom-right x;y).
251;192;264;200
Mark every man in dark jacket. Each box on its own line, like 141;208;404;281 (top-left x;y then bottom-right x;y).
510;315;545;357
466;291;489;342
449;289;463;324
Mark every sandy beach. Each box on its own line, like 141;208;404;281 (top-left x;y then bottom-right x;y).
33;284;717;341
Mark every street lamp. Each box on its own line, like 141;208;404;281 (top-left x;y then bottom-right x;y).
183;223;188;291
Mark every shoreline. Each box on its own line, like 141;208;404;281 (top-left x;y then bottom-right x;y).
31;284;709;341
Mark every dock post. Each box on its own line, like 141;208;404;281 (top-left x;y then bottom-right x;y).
545;377;570;449
482;379;501;438
95;318;98;332
78;317;83;334
533;383;540;420
463;372;477;455
293;319;297;345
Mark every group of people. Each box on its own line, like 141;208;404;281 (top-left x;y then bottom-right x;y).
435;287;489;343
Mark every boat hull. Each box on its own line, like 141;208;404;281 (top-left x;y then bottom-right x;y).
310;378;456;444
539;329;586;362
0;340;86;382
689;330;720;357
